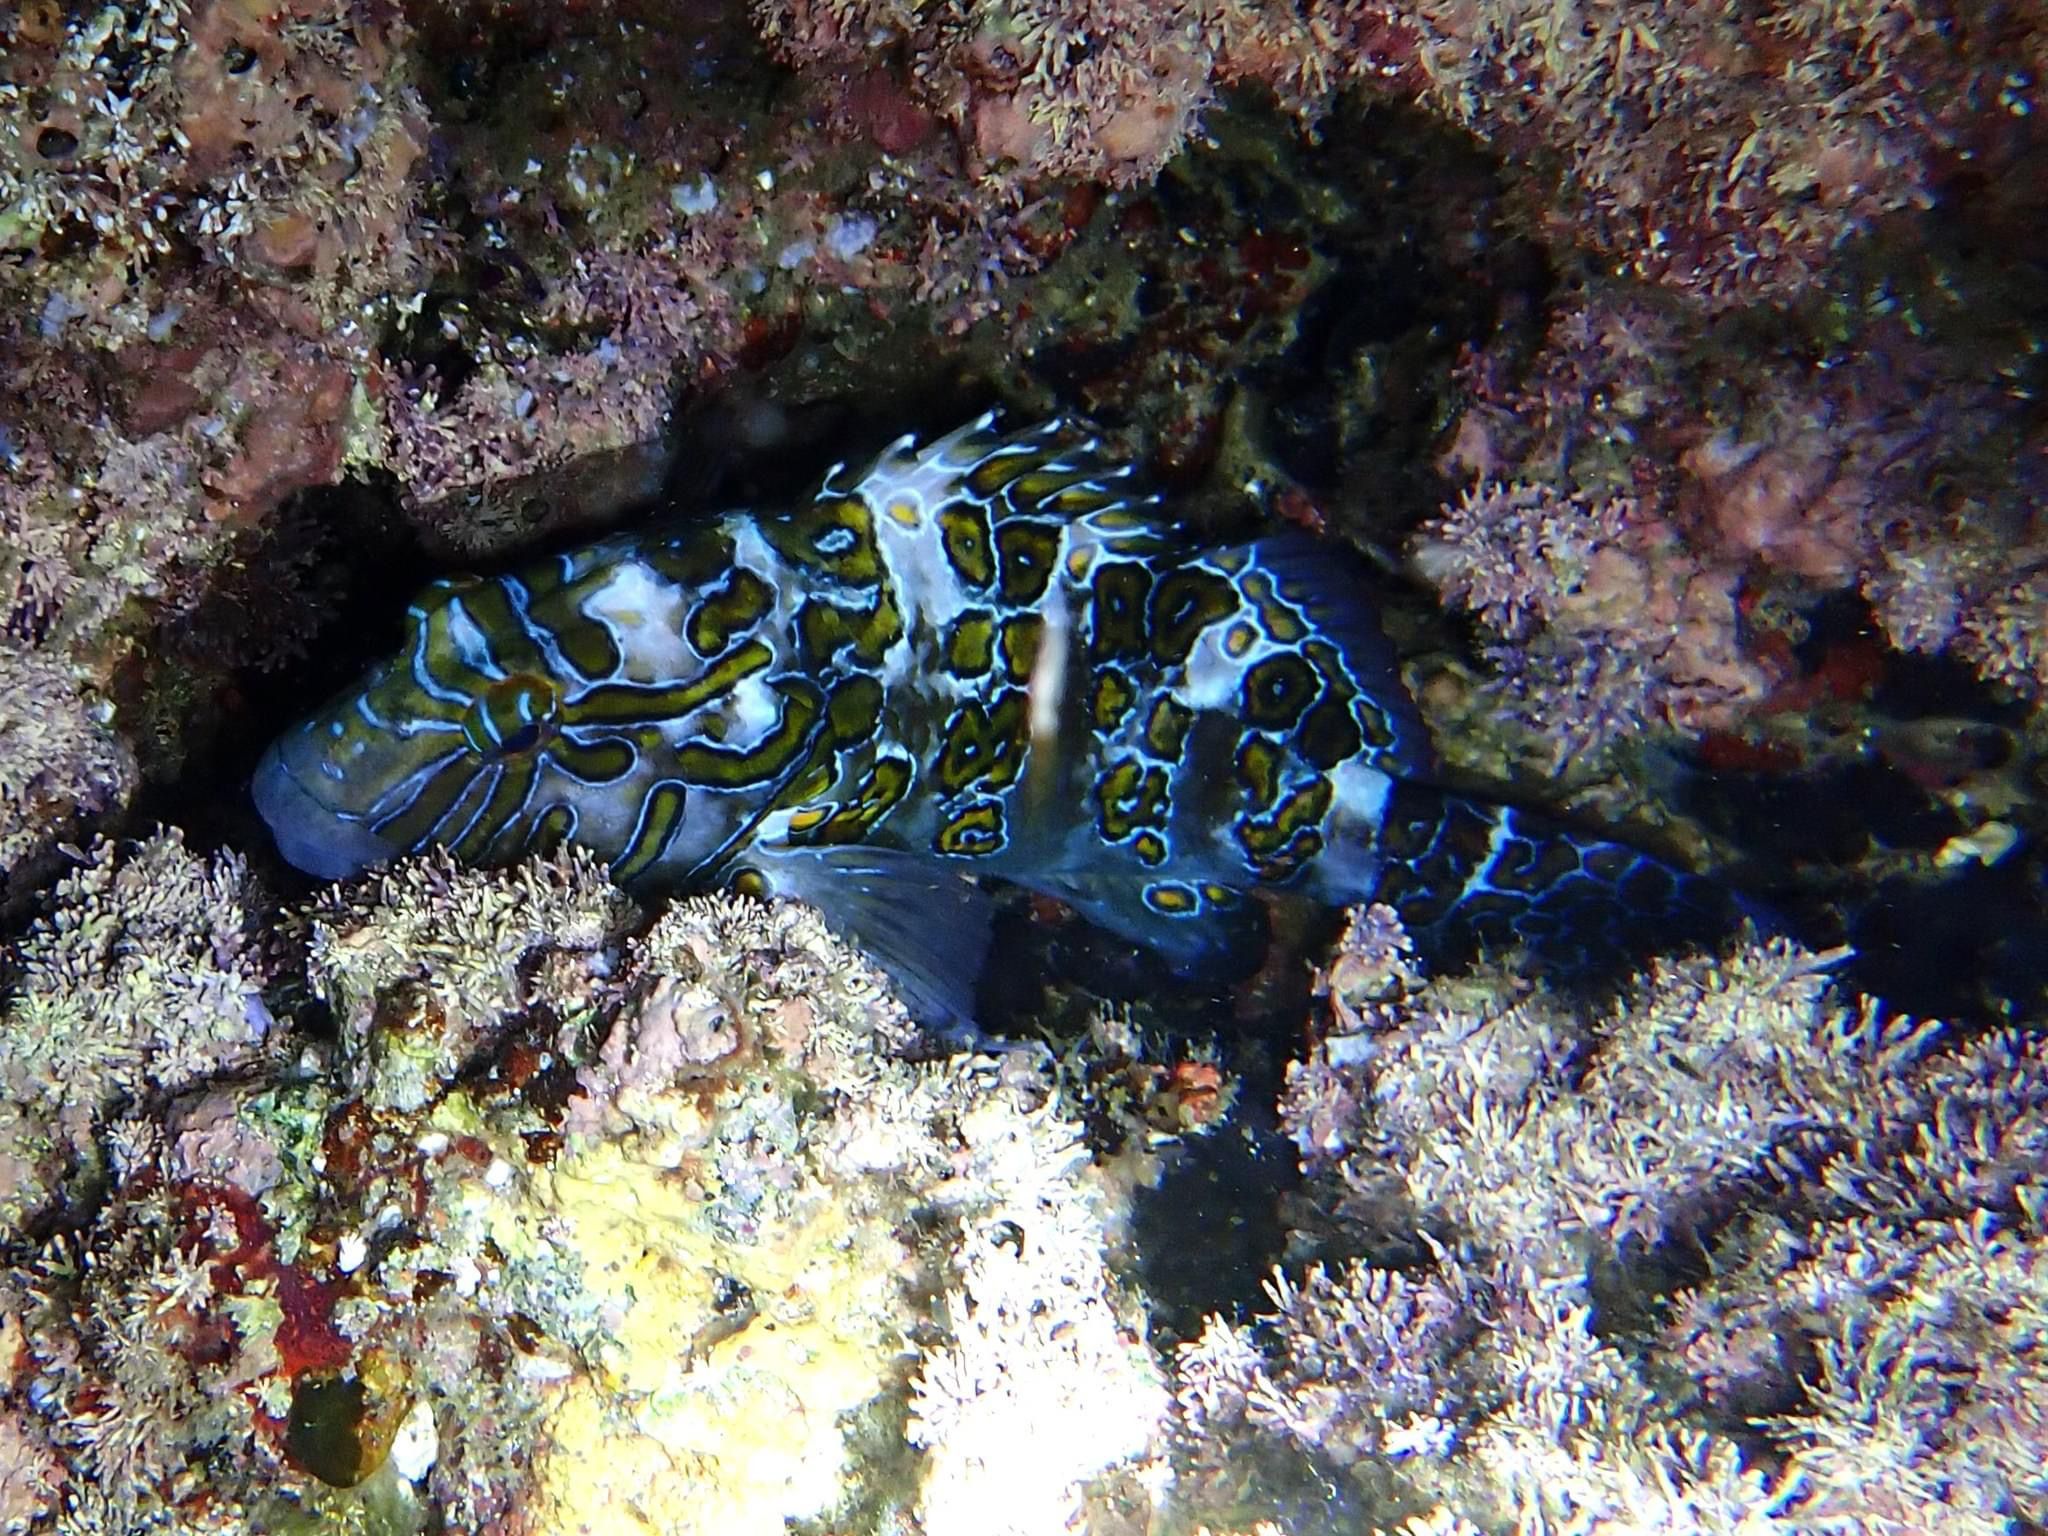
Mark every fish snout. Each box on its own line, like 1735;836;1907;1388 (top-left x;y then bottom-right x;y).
251;739;398;880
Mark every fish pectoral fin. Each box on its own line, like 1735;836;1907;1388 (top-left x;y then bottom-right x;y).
1038;871;1266;977
740;845;993;1032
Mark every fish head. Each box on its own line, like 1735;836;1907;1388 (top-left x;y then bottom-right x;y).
254;574;572;880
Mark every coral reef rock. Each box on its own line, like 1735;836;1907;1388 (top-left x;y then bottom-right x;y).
0;842;1170;1534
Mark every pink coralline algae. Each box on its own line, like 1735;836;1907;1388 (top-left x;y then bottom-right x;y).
1415;297;1781;760
378;242;736;547
0;0;429;333
752;1;2043;307
1866;504;2048;701
0;299;371;744
1376;0;2045;307
373;2;1102;536
1418;273;2048;767
1415;476;1769;758
752;0;1411;190
0;0;434;860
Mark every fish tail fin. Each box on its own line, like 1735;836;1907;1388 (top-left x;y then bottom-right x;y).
1358;782;1761;981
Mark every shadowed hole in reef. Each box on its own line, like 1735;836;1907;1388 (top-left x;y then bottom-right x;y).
1251;100;1550;532
1682;758;2048;1028
119;476;442;883
1850;857;2048;1026
1129;1093;1301;1344
1670;596;2048;1027
284;1371;373;1487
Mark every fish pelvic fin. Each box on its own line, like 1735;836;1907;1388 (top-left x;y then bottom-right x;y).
733;844;994;1034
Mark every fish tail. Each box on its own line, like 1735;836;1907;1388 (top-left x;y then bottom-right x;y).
1359;782;1757;981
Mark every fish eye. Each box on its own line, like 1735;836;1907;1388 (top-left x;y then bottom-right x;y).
465;673;561;758
498;719;545;755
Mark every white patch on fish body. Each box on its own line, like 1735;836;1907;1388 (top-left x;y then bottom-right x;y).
1028;583;1071;749
1178;622;1259;711
1297;761;1394;905
853;454;978;665
582;559;693;681
728;523;808;633
445;599;501;675
720;669;785;743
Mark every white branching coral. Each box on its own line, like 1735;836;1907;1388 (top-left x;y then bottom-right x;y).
0;642;136;908
909;1072;1171;1536
296;861;1173;1535
0;848;1182;1533
305;845;633;1110
0;1388;64;1534
1310;936;1939;1281
1184;909;2048;1536
1667;1026;2048;1535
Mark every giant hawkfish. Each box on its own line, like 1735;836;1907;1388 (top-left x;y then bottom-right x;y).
255;415;1745;1020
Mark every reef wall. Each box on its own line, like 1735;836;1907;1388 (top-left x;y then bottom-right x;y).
0;1;2044;1531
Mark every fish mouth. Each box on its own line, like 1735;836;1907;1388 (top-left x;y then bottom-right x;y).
250;741;397;881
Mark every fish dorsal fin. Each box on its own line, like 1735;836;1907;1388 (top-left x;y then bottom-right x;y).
928;413;1170;543
735;844;994;1031
1237;533;1435;779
